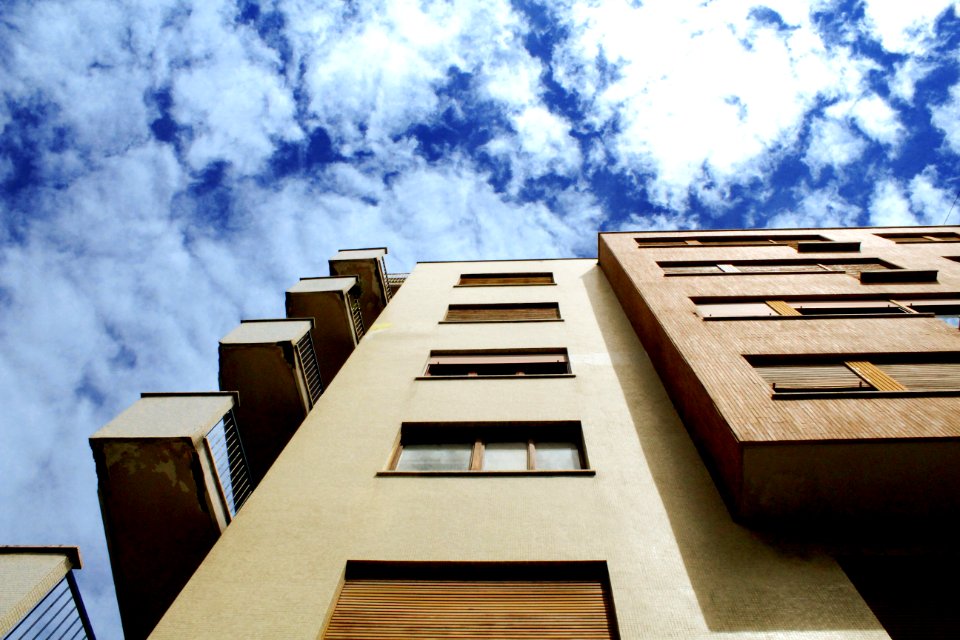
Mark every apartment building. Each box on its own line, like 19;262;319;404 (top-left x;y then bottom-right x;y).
128;253;892;639
90;229;960;639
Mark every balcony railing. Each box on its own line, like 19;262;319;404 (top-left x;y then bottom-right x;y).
296;332;323;406
349;294;365;343
4;573;95;640
205;411;253;518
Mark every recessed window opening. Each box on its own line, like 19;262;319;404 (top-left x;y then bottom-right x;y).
423;350;570;377
748;354;960;395
878;232;960;243
388;422;587;473
457;272;555;286
660;258;896;276
636;234;829;248
443;302;561;322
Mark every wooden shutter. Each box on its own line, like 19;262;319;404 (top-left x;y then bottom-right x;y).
458;273;554;286
661;264;723;274
324;578;618;639
732;263;825;273
755;364;873;392
445;304;560;322
875;363;960;391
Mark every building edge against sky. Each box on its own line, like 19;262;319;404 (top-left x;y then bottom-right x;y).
87;227;960;639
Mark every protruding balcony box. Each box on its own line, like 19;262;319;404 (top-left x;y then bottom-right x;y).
286;276;365;386
328;247;391;328
219;319;321;485
1;546;94;640
90;393;248;640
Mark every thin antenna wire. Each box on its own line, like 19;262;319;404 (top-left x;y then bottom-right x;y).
944;190;960;225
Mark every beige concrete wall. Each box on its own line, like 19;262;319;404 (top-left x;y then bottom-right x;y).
151;259;885;639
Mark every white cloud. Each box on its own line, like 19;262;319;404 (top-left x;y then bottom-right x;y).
552;0;883;208
891;58;935;102
908;166;956;224
869;178;920;226
861;0;957;54
764;184;862;228
932;83;960;153
804;117;868;177
844;95;905;147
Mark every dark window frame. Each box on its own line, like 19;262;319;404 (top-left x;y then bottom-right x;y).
379;421;593;476
418;348;573;379
455;272;556;287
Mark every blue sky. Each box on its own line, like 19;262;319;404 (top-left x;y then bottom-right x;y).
2;0;960;635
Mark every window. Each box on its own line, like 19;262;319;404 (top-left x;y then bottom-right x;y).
323;561;620;640
383;422;590;474
457;272;555;286
636;234;829;248
421;349;571;377
443;302;561;322
878;231;960;243
695;296;960;322
748;355;960;396
660;258;897;277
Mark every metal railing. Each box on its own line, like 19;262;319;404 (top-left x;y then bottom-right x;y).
377;257;392;301
349;294;365;343
387;273;409;286
296;333;323;406
4;573;95;640
205;411;252;518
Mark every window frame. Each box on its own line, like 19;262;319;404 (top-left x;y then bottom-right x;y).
693;295;960;322
455;272;556;287
877;232;960;243
659;257;901;277
441;302;563;323
417;348;573;379
635;234;831;248
746;353;960;399
379;421;594;476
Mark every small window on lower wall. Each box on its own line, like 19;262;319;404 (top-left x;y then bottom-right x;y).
421;349;571;377
748;355;960;397
443;302;561;322
382;422;591;475
322;561;620;640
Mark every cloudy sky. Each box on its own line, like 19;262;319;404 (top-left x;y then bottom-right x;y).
2;0;960;634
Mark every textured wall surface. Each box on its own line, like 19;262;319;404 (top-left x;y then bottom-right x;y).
599;228;960;521
152;259;885;639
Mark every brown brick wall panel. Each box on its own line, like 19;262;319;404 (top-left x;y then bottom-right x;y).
600;227;960;522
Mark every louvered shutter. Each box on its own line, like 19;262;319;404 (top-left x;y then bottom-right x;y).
324;578;618;639
661;264;723;274
755;364;873;392
874;363;960;391
458;273;554;286
445;304;560;321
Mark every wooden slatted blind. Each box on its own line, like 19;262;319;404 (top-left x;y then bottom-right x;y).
755;364;873;392
875;363;960;391
661;264;723;274
845;361;906;392
445;303;560;322
765;300;800;316
324;578;618;639
458;273;554;286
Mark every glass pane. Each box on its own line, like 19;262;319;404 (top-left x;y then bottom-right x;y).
396;443;472;471
484;442;528;470
535;442;582;470
697;302;777;317
937;315;960;329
